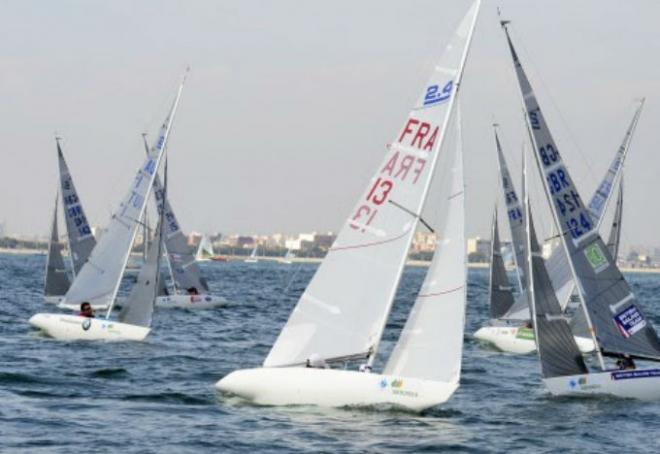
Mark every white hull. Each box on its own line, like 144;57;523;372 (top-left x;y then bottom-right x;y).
244;259;258;263
474;325;594;354
279;260;292;265
28;313;150;341
544;369;660;400
43;295;64;305
215;367;458;412
155;294;227;309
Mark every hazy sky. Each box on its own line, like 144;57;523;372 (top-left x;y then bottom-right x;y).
2;0;659;252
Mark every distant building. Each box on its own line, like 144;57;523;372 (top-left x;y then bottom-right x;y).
467;237;490;263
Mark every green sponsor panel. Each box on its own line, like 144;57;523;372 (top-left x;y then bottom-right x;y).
516;327;535;341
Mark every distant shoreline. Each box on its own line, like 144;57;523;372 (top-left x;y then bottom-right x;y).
4;249;659;274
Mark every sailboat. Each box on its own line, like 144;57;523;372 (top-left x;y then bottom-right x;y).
143;135;227;310
474;99;642;354
216;1;480;411
475;130;591;353
504;21;660;399
29;73;185;340
44;193;71;303
244;244;259;263
43;139;98;304
279;248;294;264
195;235;215;261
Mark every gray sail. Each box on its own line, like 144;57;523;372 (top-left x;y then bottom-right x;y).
44;193;71;296
488;208;515;319
525;181;588;378
142;135;208;293
503;24;660;362
119;162;168;328
544;101;643;310
606;176;624;259
57;140;96;275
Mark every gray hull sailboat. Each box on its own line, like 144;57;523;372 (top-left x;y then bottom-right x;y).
504;21;660;399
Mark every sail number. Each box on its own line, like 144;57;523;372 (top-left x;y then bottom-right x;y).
545;166;592;240
423;80;453;106
63;192;92;237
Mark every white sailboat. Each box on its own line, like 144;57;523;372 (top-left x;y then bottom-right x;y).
504;22;660;399
216;1;480;411
279;248;294;264
142;135;226;309
29;73;186;340
244;244;259;263
195;235;215;261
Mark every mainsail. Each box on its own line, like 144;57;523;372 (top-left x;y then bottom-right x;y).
44;193;71;296
57;139;96;276
64;75;185;310
384;108;465;383
119;163;168;328
142;135;209;292
524;172;588;378
503;24;660;362
263;1;481;368
196;235;215;260
544;101;643;311
488;208;515;319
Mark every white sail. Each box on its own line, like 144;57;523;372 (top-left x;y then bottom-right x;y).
63;75;186;310
196;235;215;260
264;1;480;368
384;107;465;383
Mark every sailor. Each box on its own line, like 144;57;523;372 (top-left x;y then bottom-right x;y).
79;302;94;318
616;355;636;370
358;363;372;373
187;287;199;295
305;353;328;369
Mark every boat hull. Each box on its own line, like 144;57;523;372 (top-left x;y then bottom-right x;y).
28;313;150;341
244;259;258;263
155;294;227;309
215;367;458;412
474;325;594;354
544;369;660;400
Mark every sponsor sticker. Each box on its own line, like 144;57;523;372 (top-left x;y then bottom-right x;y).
584;243;608;273
613;304;646;338
612;369;660;380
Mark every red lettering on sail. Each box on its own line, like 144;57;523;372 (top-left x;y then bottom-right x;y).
380;151;399;176
410;123;430;148
398;118;419;143
412;158;426;183
393;155;414;181
422;126;439;151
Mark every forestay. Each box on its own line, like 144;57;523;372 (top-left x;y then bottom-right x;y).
544;101;643;311
263;1;481;368
504;25;660;361
44;193;71;296
488;208;515;319
384;109;465;383
57;140;96;276
64;77;185;310
525;181;588;378
143;136;209;293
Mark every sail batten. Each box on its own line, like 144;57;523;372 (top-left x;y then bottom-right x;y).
263;1;481;368
503;24;660;363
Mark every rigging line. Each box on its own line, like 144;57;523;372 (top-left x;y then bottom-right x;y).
388;199;435;233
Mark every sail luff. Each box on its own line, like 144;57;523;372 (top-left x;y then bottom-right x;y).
503;23;660;364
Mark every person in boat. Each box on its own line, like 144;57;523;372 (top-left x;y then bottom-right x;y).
79;302;94;318
187;287;199;296
616;355;636;370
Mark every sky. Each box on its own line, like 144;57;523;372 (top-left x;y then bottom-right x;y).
1;0;659;252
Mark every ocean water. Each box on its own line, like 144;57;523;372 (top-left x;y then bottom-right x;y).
1;253;659;453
